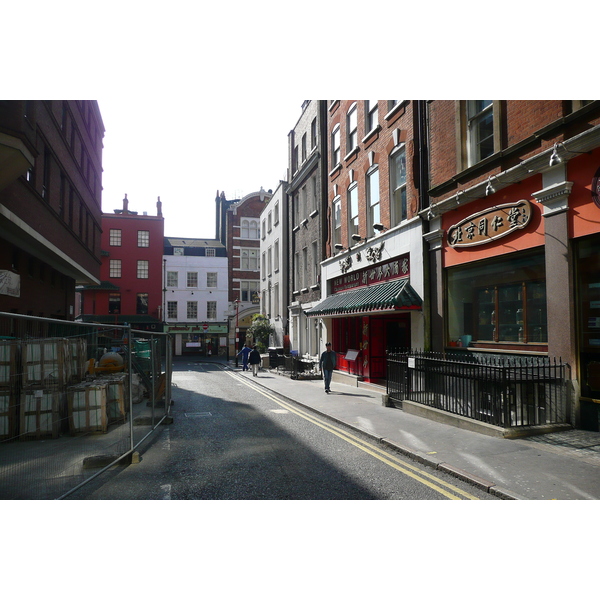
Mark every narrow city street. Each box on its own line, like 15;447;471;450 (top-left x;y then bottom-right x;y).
69;361;492;500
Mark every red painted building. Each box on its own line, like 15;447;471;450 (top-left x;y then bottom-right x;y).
424;100;600;429
78;195;165;331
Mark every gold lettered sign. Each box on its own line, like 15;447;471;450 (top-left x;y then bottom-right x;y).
447;199;532;248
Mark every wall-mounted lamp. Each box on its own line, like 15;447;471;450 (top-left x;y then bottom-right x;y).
334;243;347;252
549;143;562;167
549;141;591;167
373;223;388;232
485;176;495;197
351;234;367;244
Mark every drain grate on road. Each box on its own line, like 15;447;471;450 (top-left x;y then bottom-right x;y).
184;412;213;418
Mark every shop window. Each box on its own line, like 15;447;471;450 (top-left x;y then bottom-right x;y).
447;252;547;345
136;293;148;315
108;293;121;314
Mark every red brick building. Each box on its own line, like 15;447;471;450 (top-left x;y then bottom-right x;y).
78;195;164;332
216;188;272;355
308;101;427;382
0;100;104;319
424;100;600;428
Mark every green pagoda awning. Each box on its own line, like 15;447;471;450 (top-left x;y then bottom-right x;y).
306;278;422;318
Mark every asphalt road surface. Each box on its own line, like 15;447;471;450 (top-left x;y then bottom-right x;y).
68;362;494;500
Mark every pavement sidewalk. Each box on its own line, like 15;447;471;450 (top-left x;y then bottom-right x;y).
221;359;600;500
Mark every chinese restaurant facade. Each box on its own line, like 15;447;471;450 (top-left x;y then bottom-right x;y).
426;117;600;429
308;220;424;383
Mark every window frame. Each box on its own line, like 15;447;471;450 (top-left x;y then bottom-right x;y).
346;103;358;153
347;182;359;238
137;230;150;247
331;124;341;168
332;196;342;248
187;300;198;320
167;301;178;320
167;271;178;287
241;248;258;271
365;100;378;134
390;145;407;225
187;271;198;288
137;260;149;279
109;229;122;247
366;165;380;234
206;272;217;288
207;300;217;320
109;259;122;278
466;100;494;166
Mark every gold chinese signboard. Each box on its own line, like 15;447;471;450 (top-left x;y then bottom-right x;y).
447;199;532;248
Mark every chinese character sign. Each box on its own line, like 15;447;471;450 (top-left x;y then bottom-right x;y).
447;200;532;248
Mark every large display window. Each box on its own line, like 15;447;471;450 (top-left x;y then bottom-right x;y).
577;235;600;400
447;252;546;347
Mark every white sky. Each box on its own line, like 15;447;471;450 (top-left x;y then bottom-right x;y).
98;95;301;239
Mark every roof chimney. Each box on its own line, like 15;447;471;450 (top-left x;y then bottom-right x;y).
157;196;162;217
123;194;129;214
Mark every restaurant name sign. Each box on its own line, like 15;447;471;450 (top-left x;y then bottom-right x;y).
332;255;410;294
447;199;532;248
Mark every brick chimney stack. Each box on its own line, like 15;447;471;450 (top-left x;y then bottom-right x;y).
157;196;162;217
123;193;129;214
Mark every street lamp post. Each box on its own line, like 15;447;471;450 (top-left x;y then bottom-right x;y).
234;298;240;367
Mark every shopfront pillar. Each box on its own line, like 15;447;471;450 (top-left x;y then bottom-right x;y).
532;170;577;370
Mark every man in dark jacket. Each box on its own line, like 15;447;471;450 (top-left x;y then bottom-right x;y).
319;342;337;393
249;345;262;377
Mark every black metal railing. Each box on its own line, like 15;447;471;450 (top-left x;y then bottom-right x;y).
386;349;570;428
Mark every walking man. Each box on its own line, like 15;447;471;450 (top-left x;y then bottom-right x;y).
319;342;337;393
237;343;252;371
249;345;262;377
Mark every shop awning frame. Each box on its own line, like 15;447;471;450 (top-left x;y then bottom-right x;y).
305;278;422;318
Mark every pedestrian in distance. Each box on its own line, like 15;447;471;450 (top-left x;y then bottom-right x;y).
237;343;252;371
319;342;337;393
249;345;262;377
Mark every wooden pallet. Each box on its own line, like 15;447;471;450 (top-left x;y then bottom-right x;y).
19;389;61;439
68;383;108;434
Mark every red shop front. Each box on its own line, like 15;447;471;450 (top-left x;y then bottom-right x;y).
307;255;421;383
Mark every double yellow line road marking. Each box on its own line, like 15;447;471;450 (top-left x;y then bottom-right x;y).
225;369;480;500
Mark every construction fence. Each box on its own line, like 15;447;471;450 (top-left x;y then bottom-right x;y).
0;311;172;499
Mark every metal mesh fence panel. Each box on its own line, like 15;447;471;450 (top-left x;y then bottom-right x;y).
0;312;171;499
